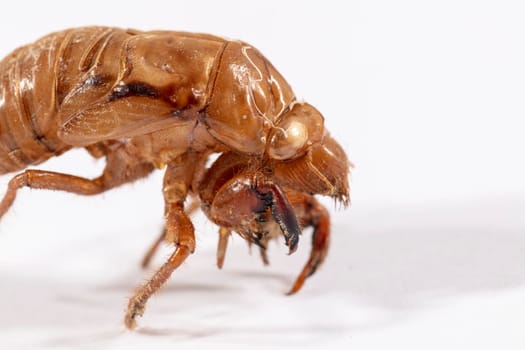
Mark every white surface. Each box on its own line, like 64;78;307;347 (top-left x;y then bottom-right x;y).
0;1;524;349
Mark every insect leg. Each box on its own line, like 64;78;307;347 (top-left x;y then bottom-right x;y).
0;150;153;219
126;244;192;330
216;228;270;268
259;245;270;266
141;197;200;269
287;195;330;295
125;154;197;330
216;227;231;269
140;227;166;269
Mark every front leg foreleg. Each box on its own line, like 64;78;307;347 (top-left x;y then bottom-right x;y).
287;195;330;295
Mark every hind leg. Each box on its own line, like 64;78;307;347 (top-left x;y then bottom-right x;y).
0;147;153;218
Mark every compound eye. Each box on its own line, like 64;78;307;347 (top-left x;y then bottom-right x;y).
268;120;308;160
267;102;325;161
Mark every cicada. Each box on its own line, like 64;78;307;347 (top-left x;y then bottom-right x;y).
0;27;351;329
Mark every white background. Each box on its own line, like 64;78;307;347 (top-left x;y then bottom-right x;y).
0;1;524;349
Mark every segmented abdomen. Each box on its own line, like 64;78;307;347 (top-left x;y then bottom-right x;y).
0;27;131;174
0;27;229;174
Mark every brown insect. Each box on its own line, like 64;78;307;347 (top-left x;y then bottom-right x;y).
0;27;350;329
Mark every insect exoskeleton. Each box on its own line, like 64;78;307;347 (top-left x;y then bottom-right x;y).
0;27;351;330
